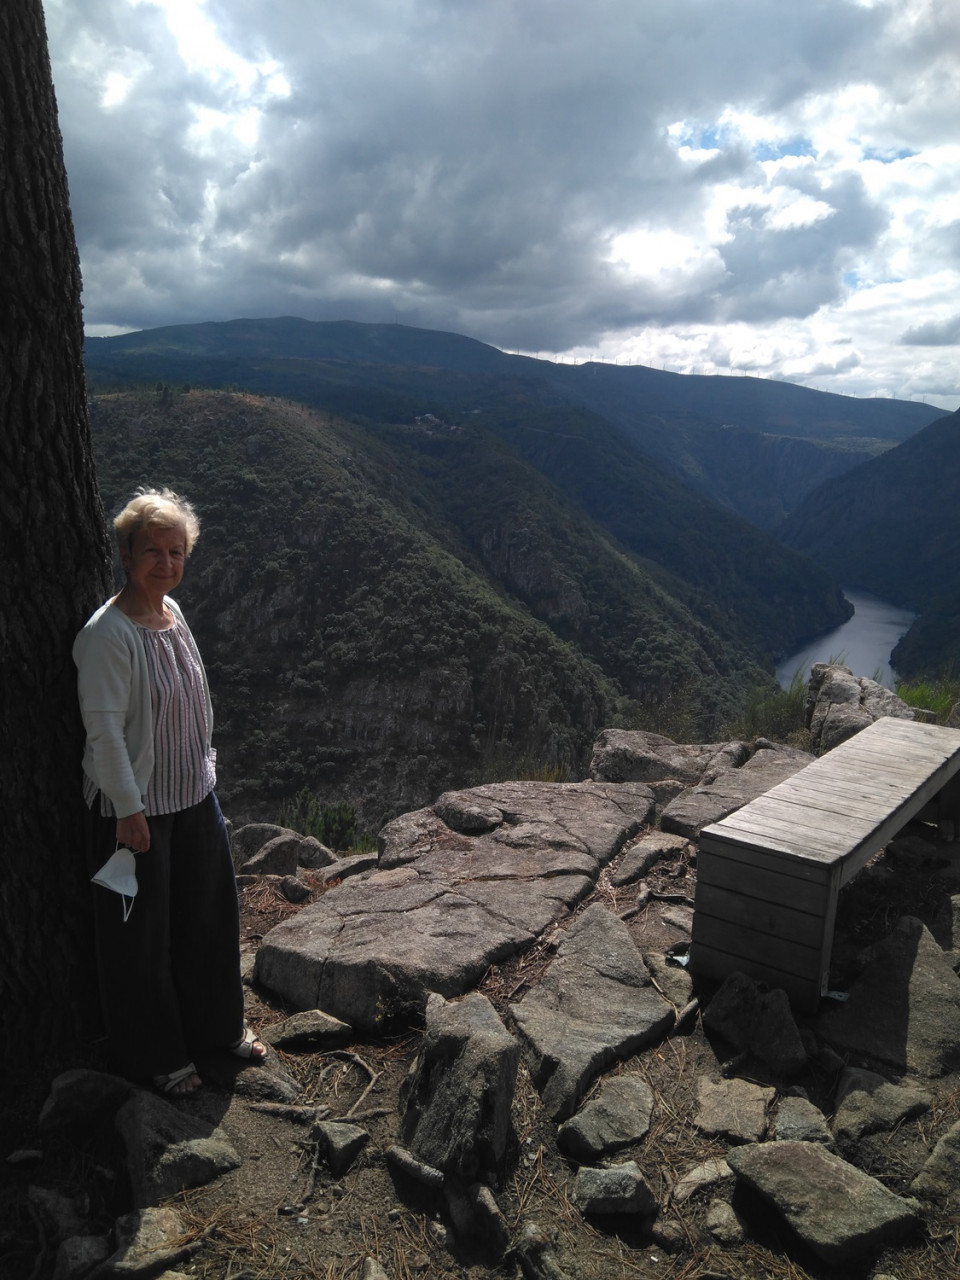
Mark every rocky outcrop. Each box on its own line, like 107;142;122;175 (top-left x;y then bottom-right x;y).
590;729;815;837
805;662;917;754
254;781;655;1032
589;729;751;784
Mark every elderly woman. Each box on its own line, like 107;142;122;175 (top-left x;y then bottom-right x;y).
74;487;264;1094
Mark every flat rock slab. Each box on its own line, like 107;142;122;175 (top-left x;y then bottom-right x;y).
511;904;674;1120
610;831;689;886
727;1140;920;1265
818;917;960;1077
694;1077;775;1144
260;1009;353;1050
661;745;813;837
670;1157;734;1205
255;781;654;1033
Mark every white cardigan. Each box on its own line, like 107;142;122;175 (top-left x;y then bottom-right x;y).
73;597;214;818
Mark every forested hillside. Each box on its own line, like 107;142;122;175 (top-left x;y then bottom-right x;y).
84;317;939;529
89;388;845;830
778;407;960;678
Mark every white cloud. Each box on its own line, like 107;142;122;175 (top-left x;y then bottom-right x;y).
40;0;960;406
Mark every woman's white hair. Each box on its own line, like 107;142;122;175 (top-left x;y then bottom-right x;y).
113;487;200;554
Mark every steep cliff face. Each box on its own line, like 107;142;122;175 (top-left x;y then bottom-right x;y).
681;427;886;530
778;406;960;677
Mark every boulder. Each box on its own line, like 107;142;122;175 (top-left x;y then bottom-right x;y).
832;1067;931;1144
910;1119;960;1204
52;1234;112;1280
806;663;915;755
694;1077;775;1144
280;875;310;903
240;833;302;876
512;904;674;1119
97;1206;197;1277
706;1198;747;1245
557;1075;654;1163
642;951;694;1009
255;781;654;1033
726;1141;920;1265
315;1121;370;1176
114;1092;241;1208
230;822;286;869
571;1162;657;1216
27;1186;89;1241
589;729;750;785
39;1069;139;1135
774;1096;835;1148
702;971;808;1077
401;992;519;1182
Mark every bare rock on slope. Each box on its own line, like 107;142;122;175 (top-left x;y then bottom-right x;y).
254;781;654;1033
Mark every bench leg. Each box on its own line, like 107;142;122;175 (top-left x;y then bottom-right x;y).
816;864;842;1002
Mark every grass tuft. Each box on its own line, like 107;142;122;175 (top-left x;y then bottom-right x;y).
896;678;960;723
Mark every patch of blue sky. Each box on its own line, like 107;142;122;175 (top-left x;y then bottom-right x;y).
862;146;918;162
695;125;725;151
753;137;815;161
843;271;861;289
681;124;815;161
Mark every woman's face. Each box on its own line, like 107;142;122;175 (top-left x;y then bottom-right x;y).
122;522;187;598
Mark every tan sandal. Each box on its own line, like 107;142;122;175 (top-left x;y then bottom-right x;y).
230;1028;267;1062
153;1062;202;1095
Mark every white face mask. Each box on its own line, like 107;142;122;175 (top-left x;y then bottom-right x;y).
91;846;138;922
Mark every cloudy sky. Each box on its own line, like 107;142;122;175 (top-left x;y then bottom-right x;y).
44;0;959;407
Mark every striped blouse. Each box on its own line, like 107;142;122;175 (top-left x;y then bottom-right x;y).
85;616;216;817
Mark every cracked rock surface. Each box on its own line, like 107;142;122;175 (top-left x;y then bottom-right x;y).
255;781;654;1031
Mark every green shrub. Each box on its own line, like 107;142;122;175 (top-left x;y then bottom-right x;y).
277;790;358;850
729;668;809;744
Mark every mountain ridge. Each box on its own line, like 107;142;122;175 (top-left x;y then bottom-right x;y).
84;316;941;529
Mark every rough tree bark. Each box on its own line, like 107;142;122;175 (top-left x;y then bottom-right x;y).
0;0;112;1062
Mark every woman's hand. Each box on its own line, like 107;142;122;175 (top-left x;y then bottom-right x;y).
116;811;151;852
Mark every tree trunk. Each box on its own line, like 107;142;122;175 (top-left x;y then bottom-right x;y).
0;0;112;1064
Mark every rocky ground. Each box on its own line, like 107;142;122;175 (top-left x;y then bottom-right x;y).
5;819;960;1280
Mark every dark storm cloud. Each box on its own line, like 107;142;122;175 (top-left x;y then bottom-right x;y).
900;316;960;347
40;0;960;404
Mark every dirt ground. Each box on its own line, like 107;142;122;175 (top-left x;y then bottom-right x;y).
5;827;960;1280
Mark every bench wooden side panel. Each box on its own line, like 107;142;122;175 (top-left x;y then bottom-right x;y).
690;717;960;1011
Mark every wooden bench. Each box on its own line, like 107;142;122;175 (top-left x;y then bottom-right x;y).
690;716;960;1012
